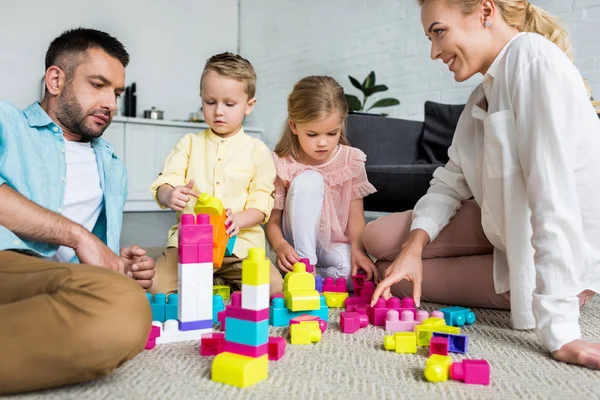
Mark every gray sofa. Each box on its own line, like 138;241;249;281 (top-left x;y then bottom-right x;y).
346;101;465;213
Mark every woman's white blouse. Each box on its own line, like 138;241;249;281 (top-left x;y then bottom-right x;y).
412;33;600;352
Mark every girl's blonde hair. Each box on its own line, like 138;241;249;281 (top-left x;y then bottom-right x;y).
274;76;350;159
419;0;594;99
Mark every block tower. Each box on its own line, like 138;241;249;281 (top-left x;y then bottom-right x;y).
211;248;270;388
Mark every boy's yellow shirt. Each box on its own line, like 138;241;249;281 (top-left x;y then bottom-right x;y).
150;128;275;258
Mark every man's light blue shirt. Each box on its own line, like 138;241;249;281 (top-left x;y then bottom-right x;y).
0;101;127;260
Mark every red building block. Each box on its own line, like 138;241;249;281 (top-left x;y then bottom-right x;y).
450;360;491;385
200;332;225;356
290;315;328;333
340;311;369;334
352;272;366;292
322;277;348;293
178;214;213;264
145;325;161;350
224;341;268;358
268;336;286;361
298;258;314;273
430;336;449;356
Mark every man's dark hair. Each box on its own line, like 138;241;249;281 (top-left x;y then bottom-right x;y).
45;28;129;78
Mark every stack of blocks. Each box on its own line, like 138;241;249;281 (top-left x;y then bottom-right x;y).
211;248;270;388
322;277;349;308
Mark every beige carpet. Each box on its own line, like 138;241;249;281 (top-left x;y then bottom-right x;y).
7;295;600;400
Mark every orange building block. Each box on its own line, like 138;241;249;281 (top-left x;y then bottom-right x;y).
194;193;229;268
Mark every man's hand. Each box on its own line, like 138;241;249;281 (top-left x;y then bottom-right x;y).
74;231;126;274
120;245;156;289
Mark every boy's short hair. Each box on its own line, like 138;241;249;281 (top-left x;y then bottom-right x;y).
200;52;257;98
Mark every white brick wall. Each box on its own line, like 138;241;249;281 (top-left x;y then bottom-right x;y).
240;0;600;148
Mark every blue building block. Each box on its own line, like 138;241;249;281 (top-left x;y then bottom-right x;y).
225;317;269;346
315;276;323;293
438;306;476;327
432;332;469;354
213;294;225;323
225;235;237;256
147;293;166;322
269;295;329;327
165;293;178;320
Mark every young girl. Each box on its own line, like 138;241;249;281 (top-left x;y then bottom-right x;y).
364;0;600;369
265;76;379;286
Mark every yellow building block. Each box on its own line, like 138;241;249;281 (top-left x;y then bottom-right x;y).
416;318;461;346
322;292;349;308
384;332;417;354
424;354;452;383
194;193;224;216
213;285;231;302
242;248;270;286
422;317;446;327
283;262;320;311
290;321;322;344
212;352;268;388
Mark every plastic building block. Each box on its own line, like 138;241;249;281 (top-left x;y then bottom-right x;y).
323;291;349;308
271;293;284;301
353;279;374;298
345;304;369;315
298;257;314;273
212;352;268;388
201;332;225;356
283;262;320;311
194;193;229;268
439;306;476;327
178;213;213;264
322;277;348;293
352;272;366;292
224;341;268;358
430;336;449;356
241;283;270;311
213;285;231;302
217;310;226;330
367;297;416;326
431;332;469;354
270;296;329;327
315;276;323;293
225;292;270;322
225;235;236;256
147;293;166;322
268;337;286;361
385;309;430;332
145;325;161;350
340;312;369;334
416;318;460;346
424;354;453;383
165;293;178;321
384;331;417;354
450;360;490;385
242;248;270;286
290;321;321;344
225;318;269;347
153;320;210;344
213;295;225;323
290;315;327;333
178;261;213;330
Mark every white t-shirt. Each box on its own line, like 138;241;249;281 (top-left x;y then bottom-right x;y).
51;140;103;263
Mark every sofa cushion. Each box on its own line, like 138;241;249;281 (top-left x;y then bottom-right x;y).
420;101;465;164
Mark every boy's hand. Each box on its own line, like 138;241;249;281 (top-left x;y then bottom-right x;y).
275;242;300;273
165;180;199;211
351;246;381;284
224;208;240;237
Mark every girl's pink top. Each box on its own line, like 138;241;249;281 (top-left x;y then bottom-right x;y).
272;145;376;251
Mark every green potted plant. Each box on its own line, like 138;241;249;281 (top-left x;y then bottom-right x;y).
345;71;400;116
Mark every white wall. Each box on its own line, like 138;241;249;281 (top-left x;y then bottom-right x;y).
240;0;600;149
1;0;238;121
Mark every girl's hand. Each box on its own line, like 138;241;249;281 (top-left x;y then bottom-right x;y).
274;242;300;273
224;208;239;237
552;340;600;369
371;247;423;307
351;247;381;283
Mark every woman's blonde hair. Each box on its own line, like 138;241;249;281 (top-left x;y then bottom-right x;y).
274;76;350;159
419;0;594;99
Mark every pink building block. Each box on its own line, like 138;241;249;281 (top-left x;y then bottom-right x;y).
450;360;491;385
385;310;430;332
346;304;369;315
223;341;268;358
290;315;327;333
145;325;161;350
268;336;286;361
340;311;369;334
322;277;348;293
178;214;213;264
298;258;314;273
217;310;226;330
352;272;366;291
354;280;375;297
368;297;417;326
431;310;444;319
430;336;449;356
200;332;225;356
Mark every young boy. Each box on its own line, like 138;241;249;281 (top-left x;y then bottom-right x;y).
149;52;283;296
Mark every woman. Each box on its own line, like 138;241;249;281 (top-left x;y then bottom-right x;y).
363;0;600;369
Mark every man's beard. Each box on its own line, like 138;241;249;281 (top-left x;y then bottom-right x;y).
55;84;111;142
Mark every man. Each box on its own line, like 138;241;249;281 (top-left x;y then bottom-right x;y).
0;28;155;394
